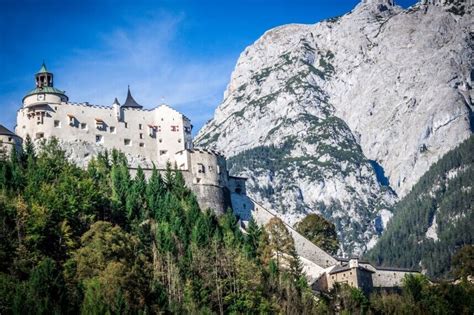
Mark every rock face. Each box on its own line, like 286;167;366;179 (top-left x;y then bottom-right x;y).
195;0;473;254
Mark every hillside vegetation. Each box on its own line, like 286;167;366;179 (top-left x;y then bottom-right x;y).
0;138;318;314
367;136;474;279
0;138;472;314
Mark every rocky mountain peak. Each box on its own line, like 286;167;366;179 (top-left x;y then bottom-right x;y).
352;0;399;16
196;0;472;255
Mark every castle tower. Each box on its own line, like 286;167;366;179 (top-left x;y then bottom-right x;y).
112;97;122;121
35;62;53;88
121;86;143;109
22;62;68;107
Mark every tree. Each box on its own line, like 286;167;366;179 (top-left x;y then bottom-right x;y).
294;213;339;255
71;221;150;312
265;217;295;269
452;245;474;281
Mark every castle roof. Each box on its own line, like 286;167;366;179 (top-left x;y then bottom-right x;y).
113;97;120;106
0;125;17;137
23;86;67;99
329;264;375;275
121;86;143;109
37;62;49;74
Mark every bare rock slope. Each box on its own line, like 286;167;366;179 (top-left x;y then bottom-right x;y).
195;0;473;254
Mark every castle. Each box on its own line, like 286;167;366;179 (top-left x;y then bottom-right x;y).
6;63;417;294
15;63;244;213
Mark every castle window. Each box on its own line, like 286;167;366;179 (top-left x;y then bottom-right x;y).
67;115;75;126
159;150;167;156
171;125;179;132
35;132;44;139
159;139;162;143
139;133;143;139
208;165;214;172
110;126;116;133
124;122;128;128
217;166;221;174
124;139;131;146
197;163;205;174
139;142;144;147
54;120;61;128
96;135;103;144
81;123;87;130
95;119;106;131
139;124;142;130
178;138;181;143
8;137;12;142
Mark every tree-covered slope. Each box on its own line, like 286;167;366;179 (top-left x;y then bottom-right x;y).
0;139;320;314
367;136;474;279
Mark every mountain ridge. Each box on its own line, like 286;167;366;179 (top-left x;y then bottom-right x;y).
195;0;473;254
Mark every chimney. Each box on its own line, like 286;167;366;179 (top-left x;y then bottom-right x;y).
349;258;359;269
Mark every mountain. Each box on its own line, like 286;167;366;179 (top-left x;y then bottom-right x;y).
366;136;473;279
195;0;473;254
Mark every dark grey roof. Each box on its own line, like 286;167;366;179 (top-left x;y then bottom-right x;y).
336;257;371;264
375;266;418;272
329;264;375;275
121;86;143;109
0;125;17;137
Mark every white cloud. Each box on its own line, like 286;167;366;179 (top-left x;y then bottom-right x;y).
50;11;235;133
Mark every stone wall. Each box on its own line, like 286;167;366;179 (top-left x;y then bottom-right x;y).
233;195;338;268
130;167;230;215
16;102;192;168
0;134;22;158
372;269;415;288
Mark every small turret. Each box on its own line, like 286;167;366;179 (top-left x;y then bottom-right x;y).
35;62;54;88
121;86;143;109
112;97;122;121
23;62;68;107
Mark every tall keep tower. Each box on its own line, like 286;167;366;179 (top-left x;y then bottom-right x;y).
22;62;68;107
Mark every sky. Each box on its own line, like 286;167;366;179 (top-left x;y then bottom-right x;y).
0;0;418;133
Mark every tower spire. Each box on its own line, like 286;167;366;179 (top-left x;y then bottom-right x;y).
121;85;143;109
35;61;53;87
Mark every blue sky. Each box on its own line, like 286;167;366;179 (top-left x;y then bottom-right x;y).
0;0;417;133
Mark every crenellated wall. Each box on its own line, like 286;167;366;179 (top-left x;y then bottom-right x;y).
16;102;192;168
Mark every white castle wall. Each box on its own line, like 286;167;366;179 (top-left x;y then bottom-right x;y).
16;101;192;168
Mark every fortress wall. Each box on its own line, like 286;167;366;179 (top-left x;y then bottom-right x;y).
234;195;338;268
17;102;191;168
372;269;413;288
228;176;247;195
130;167;230;215
186;149;228;187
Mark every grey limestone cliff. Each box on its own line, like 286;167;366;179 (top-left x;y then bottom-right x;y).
195;0;473;254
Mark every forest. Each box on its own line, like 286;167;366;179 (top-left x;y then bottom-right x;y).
367;135;474;279
0;137;472;314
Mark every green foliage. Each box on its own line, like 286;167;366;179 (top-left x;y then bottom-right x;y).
367;136;474;279
295;213;339;255
452;244;474;281
0;138;317;313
